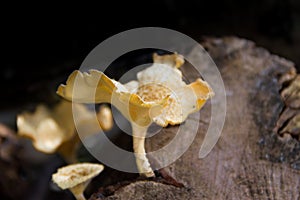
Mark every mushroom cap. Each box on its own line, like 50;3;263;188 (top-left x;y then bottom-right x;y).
52;163;104;189
57;70;168;127
57;53;214;127
17;102;75;153
97;105;113;130
17;101;113;153
124;53;214;126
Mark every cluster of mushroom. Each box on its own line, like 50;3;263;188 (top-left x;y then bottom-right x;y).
17;90;113;200
17;101;113;163
57;53;214;177
17;53;213;199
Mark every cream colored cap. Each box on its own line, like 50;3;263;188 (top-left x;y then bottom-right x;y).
52;163;104;189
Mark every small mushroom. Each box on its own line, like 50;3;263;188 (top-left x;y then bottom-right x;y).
97;105;113;131
17;100;113;163
57;53;214;177
52;163;104;200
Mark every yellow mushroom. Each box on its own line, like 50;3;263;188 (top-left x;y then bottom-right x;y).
57;53;214;177
17;101;113;163
97;105;113;131
52;163;104;200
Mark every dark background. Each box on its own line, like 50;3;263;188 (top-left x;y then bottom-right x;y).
2;0;300;107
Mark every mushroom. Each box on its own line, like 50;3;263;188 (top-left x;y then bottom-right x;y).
57;53;214;177
52;163;104;200
97;105;113;131
17;100;113;163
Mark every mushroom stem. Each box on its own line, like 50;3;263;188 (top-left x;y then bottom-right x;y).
69;181;89;200
57;134;80;163
74;194;85;200
132;124;155;178
71;192;86;200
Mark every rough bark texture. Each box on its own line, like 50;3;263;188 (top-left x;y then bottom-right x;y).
90;37;300;200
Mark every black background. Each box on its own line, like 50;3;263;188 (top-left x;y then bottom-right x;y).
2;0;299;108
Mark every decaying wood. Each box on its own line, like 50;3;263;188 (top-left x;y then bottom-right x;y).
90;37;300;200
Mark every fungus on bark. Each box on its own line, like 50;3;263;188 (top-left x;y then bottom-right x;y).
57;53;214;177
